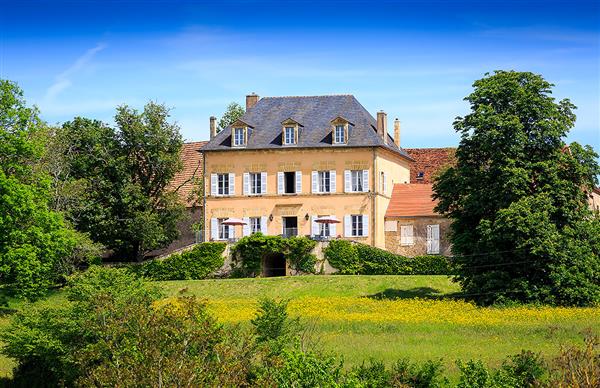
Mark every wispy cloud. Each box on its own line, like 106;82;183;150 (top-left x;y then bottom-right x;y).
44;42;107;101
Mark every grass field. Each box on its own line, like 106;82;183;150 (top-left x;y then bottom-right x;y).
0;275;598;378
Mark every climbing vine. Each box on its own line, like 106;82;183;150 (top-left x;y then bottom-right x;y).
232;233;317;276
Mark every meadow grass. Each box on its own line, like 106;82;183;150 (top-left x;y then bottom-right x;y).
0;275;597;378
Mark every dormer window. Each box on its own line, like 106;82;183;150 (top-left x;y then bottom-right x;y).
335;125;345;143
284;126;296;145
331;117;351;144
281;118;301;146
233;127;245;146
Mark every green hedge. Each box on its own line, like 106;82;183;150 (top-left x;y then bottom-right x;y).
132;242;226;280
324;241;453;275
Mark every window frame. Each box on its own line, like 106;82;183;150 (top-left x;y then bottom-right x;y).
217;173;230;195
250;172;262;195
217;218;230;240
284;126;296;145
350;170;363;192
233;127;245;147
318;171;331;193
249;217;261;234
351;215;364;237
334;124;346;144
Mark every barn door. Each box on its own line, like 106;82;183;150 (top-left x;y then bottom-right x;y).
427;224;440;254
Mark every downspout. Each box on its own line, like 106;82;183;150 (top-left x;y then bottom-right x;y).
202;151;207;242
372;147;376;247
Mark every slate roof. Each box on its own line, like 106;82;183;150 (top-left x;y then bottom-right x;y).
385;184;441;218
169;141;207;207
202;95;411;159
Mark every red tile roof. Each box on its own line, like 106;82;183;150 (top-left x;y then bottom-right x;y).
385;184;440;217
170;141;207;207
404;148;456;184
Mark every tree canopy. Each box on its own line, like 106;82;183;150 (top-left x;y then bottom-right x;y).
433;71;600;306
218;102;245;131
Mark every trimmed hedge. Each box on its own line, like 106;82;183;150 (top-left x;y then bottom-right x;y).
324;241;453;275
132;242;226;280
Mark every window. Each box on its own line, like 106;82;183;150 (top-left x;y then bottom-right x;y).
351;215;364;237
250;217;261;234
284;126;296;145
284;171;296;193
250;173;262;195
233;127;245;146
334;124;345;143
400;225;414;246
351;170;363;192
319;171;331;193
218;218;231;240
427;224;440;254
217;173;230;195
318;222;330;237
380;172;387;193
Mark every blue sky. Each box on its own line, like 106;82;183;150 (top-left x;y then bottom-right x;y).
1;0;598;148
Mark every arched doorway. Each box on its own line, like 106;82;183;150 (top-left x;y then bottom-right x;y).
262;253;286;277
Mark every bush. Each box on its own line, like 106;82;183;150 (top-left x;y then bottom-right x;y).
324;242;453;275
232;233;317;276
133;242;226;280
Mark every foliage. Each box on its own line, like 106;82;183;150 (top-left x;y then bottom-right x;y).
349;358;447;387
232;233;317;276
52;102;186;260
0;80;97;300
132;242;226;280
218;102;245;131
548;332;599;387
433;70;600;306
324;241;453;275
251;298;301;355
259;349;345;387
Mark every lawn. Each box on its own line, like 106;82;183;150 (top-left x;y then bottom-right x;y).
0;275;598;378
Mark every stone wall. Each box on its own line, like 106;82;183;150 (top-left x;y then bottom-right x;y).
384;217;452;257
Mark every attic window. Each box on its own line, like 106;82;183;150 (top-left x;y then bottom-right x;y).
284;126;296;145
233;128;245;146
416;172;425;181
330;117;350;145
334;125;346;143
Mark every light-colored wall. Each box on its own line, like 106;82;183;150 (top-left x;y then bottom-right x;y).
203;147;410;245
384;217;452;257
373;147;411;247
589;190;600;213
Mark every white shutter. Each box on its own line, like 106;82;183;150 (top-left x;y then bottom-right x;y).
311;215;319;237
400;225;414;246
344;215;351;237
362;170;369;192
344;170;351;192
261;216;268;235
382;173;387;193
243;217;250;236
330;170;336;193
210;218;218;240
362;215;369;237
330;217;337;237
427;225;440;254
210;174;218;196
228;173;235;195
277;172;284;194
312;171;318;193
408;225;414;245
295;171;302;194
243;173;250;195
261;172;267;194
229;224;235;239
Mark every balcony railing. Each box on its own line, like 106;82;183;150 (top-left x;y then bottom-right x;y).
282;227;298;238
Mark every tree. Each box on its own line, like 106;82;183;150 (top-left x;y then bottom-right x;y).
433;71;600;306
218;102;245;132
0;80;95;300
56;103;185;260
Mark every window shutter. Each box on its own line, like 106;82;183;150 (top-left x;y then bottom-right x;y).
243;217;250;236
210;218;218;240
229;224;235;239
382;173;387;193
294;127;298;144
261;216;268;235
400;225;407;245
330;170;336;193
432;224;440;254
277;172;284;194
362;170;369;192
312;171;318;193
362;215;369;236
344;170;351;192
330;217;337;237
228;173;235;195
243;173;249;195
408;225;414;245
261;172;267;194
295;171;302;193
311;216;319;237
344;215;351;237
210;174;218;196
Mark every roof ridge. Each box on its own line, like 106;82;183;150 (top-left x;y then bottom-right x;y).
261;94;353;99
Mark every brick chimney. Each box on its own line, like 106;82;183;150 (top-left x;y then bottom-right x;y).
246;93;259;111
393;118;400;147
209;116;217;140
376;111;387;143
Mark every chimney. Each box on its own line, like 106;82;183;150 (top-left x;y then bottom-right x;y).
209;116;217;139
376;111;387;143
393;118;400;147
246;93;259;111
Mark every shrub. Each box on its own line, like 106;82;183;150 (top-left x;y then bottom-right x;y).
548;332;599;387
251;299;300;349
323;240;360;274
259;349;345;387
134;242;226;280
232;233;317;276
408;255;453;275
392;358;448;388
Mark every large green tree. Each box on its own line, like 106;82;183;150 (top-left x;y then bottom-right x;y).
434;71;600;306
55;103;185;260
0;80;95;300
218;102;245;132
